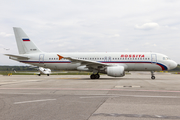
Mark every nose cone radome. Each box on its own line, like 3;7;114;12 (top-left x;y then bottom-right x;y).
169;60;178;70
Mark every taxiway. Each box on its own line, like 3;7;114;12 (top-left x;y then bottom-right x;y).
0;73;180;120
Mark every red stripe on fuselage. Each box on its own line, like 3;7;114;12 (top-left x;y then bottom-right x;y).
156;63;165;70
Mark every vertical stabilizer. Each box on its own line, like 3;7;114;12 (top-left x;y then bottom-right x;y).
13;27;42;54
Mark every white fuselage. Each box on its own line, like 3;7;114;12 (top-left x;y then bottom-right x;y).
19;52;177;72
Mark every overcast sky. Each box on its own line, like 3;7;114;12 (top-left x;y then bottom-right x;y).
0;0;180;65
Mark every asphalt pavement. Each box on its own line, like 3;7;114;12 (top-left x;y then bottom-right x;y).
0;73;180;120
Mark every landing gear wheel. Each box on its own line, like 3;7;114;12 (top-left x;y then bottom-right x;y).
151;76;155;80
47;74;49;76
90;74;100;79
38;74;41;76
151;71;155;80
90;74;95;79
95;74;100;79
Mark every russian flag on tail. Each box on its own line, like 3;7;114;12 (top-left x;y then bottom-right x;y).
22;38;30;41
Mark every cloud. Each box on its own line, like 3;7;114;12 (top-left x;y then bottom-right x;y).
135;22;160;30
1;0;180;64
108;34;120;38
164;25;179;30
48;40;62;43
0;44;4;47
0;32;13;37
114;34;120;37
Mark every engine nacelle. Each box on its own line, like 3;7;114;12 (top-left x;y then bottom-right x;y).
107;66;125;77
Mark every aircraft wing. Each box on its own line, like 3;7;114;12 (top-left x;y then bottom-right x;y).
62;56;112;70
4;54;29;59
58;54;127;70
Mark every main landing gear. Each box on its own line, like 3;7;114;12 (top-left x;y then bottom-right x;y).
90;73;100;79
151;71;155;80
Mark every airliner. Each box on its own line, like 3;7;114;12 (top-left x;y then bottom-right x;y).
5;27;177;79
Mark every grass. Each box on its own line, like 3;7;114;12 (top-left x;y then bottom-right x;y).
0;72;34;75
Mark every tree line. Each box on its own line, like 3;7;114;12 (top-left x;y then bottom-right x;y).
0;66;36;71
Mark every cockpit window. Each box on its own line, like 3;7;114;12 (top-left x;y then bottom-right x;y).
163;57;170;60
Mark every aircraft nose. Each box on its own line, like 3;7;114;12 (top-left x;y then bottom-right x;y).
169;60;177;70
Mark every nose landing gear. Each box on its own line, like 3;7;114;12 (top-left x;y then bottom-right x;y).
151;71;155;80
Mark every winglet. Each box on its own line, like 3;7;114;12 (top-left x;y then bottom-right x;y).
57;54;64;60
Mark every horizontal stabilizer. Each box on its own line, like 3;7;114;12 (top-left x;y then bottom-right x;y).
4;54;29;59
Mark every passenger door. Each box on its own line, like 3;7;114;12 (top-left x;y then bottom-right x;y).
39;54;44;64
151;54;157;64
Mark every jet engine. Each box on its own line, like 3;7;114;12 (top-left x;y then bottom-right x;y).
106;66;125;77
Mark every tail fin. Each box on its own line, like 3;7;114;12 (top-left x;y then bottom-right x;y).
13;27;42;54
